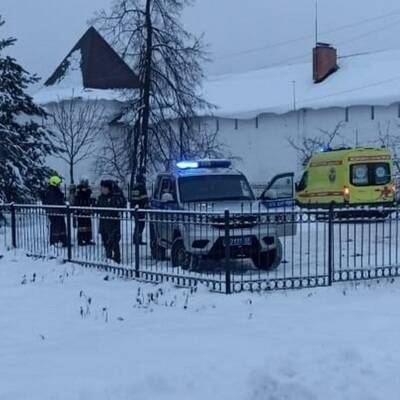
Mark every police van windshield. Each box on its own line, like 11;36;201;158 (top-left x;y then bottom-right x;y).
179;175;255;203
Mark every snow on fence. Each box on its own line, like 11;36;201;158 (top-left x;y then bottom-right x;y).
0;203;399;293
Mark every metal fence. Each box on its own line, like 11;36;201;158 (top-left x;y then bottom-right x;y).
0;203;399;293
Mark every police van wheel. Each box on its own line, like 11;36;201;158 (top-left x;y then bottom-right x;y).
150;225;166;261
252;239;282;271
171;238;198;270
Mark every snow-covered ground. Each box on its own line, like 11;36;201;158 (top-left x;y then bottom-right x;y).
1;249;400;400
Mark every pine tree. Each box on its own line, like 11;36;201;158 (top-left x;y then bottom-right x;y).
0;17;53;202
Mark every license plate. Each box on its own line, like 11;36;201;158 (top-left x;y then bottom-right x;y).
226;236;252;247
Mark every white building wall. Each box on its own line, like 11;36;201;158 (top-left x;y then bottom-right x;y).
211;103;400;183
41;98;400;186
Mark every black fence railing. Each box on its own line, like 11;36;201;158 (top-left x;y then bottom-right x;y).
0;203;399;293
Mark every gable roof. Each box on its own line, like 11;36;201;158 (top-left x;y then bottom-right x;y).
45;26;141;90
202;48;400;119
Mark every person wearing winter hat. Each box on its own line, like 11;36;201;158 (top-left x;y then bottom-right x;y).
97;180;126;264
42;175;67;247
72;177;95;246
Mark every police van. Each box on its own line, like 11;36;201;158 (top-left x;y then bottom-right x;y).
150;160;283;271
296;147;396;208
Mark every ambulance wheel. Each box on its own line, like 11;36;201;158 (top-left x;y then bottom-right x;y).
252;239;282;271
171;238;198;270
150;224;166;261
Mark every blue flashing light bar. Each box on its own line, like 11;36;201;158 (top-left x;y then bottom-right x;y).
176;160;232;169
176;161;199;169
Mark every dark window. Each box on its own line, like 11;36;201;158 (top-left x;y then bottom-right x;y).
234;119;238;130
216;118;220;132
345;107;349;122
398;103;400;118
296;172;308;192
179;175;255;203
350;163;390;186
255;116;259;129
351;164;368;186
157;177;176;200
371;106;375;120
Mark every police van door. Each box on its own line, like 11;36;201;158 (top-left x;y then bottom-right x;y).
259;173;297;237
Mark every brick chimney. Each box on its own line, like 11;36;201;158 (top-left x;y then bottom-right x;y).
313;42;338;83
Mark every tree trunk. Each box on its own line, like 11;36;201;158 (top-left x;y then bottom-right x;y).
69;161;74;185
129;121;140;192
139;0;153;175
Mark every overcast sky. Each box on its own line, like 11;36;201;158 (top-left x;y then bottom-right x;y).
2;0;400;81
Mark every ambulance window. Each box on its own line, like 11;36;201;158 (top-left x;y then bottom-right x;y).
351;163;391;186
351;164;368;186
374;164;390;185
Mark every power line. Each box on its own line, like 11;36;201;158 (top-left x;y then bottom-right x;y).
301;74;400;105
214;7;400;60
250;17;400;72
336;17;400;47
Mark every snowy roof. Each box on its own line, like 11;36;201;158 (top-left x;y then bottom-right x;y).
202;49;400;119
34;26;140;104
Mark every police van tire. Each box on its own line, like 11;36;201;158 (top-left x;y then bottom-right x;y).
150;225;166;261
252;239;282;271
171;238;198;270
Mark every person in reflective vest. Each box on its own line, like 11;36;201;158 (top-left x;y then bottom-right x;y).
130;173;149;245
42;175;67;247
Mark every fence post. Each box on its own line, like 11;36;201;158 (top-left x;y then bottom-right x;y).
224;209;232;294
134;207;140;278
10;203;17;249
66;203;72;262
328;202;334;286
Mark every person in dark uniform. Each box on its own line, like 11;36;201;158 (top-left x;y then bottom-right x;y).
97;180;126;264
42;175;67;247
73;178;94;246
130;172;149;245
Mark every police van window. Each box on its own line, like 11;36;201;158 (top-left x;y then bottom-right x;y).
179;175;255;203
351;163;390;186
268;175;293;198
240;179;253;199
296;172;308;192
157;177;176;200
351;164;368;186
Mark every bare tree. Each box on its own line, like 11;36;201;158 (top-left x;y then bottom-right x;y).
376;121;400;175
287;121;345;166
96;119;227;183
50;97;106;183
95;129;131;185
93;0;214;185
149;119;227;171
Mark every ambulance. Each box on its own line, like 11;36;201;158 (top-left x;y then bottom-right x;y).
295;147;396;208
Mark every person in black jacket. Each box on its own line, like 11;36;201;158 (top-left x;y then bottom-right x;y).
97;180;126;264
73;178;94;246
42;175;67;247
130;173;149;245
